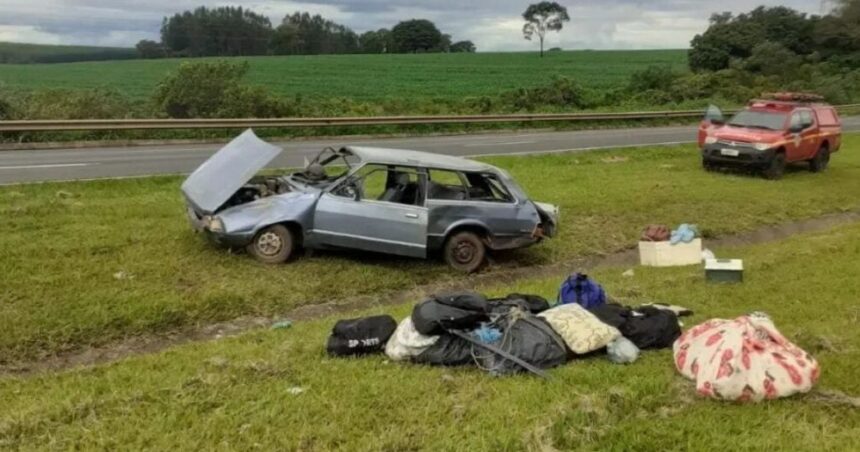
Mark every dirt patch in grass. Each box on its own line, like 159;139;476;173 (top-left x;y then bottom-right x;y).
6;210;859;377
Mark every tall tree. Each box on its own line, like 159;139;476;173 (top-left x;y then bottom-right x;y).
390;19;443;53
135;39;168;59
270;12;360;55
522;2;570;57
688;6;814;72
359;29;392;53
160;6;273;57
450;40;477;53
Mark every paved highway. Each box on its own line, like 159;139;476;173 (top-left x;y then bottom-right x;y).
2;117;858;184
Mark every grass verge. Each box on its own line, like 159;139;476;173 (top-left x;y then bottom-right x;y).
1;135;859;363
2;221;860;450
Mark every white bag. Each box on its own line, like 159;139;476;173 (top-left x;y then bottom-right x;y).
538;304;621;354
673;314;820;402
385;317;440;361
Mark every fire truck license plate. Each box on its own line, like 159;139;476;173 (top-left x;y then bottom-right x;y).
720;148;739;157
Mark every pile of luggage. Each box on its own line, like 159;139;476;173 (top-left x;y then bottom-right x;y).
326;273;687;377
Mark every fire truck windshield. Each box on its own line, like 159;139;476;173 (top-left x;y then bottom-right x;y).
727;111;788;131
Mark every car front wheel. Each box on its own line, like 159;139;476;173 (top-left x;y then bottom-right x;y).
809;146;830;173
247;224;295;264
763;153;786;180
444;231;486;273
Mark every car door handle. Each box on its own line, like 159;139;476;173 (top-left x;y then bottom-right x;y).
405;213;419;219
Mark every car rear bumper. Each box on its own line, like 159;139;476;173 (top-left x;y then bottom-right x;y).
702;146;774;167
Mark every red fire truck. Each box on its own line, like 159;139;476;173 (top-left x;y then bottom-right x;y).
698;93;842;179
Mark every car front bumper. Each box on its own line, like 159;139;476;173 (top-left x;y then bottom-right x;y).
702;145;775;167
186;207;253;248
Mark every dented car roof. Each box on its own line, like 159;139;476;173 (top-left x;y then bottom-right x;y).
343;146;496;172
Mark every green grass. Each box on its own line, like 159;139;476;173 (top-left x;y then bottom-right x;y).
0;42;137;64
2;220;860;450
2;135;860;363
0;50;687;101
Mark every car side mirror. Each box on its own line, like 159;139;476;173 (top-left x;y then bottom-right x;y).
789;125;803;133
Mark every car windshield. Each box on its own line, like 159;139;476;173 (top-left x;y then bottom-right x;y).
727;111;787;131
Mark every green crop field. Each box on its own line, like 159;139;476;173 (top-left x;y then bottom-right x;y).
0;42;137;64
0;49;687;101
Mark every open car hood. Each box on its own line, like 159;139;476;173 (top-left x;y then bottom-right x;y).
181;129;282;214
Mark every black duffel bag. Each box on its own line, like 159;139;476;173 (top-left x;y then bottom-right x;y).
326;315;397;357
411;292;489;336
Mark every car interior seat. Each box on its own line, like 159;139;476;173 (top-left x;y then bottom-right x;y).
379;172;411;203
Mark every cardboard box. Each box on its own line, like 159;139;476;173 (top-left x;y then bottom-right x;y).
638;238;702;267
705;259;744;283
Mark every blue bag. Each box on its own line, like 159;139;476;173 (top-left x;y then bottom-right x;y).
558;273;606;309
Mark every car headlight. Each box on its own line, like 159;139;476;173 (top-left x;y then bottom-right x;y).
753;143;771;151
704;136;718;145
206;216;225;233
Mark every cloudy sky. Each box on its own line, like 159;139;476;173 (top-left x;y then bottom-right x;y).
1;0;824;50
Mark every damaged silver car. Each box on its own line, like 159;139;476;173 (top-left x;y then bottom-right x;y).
182;130;558;272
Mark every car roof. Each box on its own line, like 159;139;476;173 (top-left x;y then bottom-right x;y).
747;100;830;112
343;146;497;172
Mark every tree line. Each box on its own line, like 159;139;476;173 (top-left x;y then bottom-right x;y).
689;0;860;72
136;6;476;58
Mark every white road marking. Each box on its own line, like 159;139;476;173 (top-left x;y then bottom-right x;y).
463;140;538;147
0;163;94;170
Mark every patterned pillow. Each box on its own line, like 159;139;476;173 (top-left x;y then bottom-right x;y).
538;304;621;354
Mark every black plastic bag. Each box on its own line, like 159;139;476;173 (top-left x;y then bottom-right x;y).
588;304;681;349
413;333;474;366
326;315;397;356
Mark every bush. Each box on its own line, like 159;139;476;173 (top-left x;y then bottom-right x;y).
0;93;14;120
627;65;683;93
152;60;287;118
502;76;591;111
20;89;132;119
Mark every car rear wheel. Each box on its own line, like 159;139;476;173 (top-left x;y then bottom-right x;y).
809;146;830;173
247;224;295;264
444;231;486;273
702;158;716;172
763;153;786;180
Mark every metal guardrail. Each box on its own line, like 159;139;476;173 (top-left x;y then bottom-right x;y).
1;105;858;132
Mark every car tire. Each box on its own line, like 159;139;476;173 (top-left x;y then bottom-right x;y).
763;153;786;180
702;158;716;172
444;231;486;273
247;224;295;264
809;145;830;173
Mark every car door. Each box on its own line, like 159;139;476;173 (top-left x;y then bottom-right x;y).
698;104;724;148
785;111;805;162
312;164;428;258
797;109;819;160
425;169;534;246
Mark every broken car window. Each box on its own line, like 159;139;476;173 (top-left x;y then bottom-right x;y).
427;169;467;200
334;164;421;205
463;173;514;202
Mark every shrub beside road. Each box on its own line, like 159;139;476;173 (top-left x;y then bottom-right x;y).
2;135;860;363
